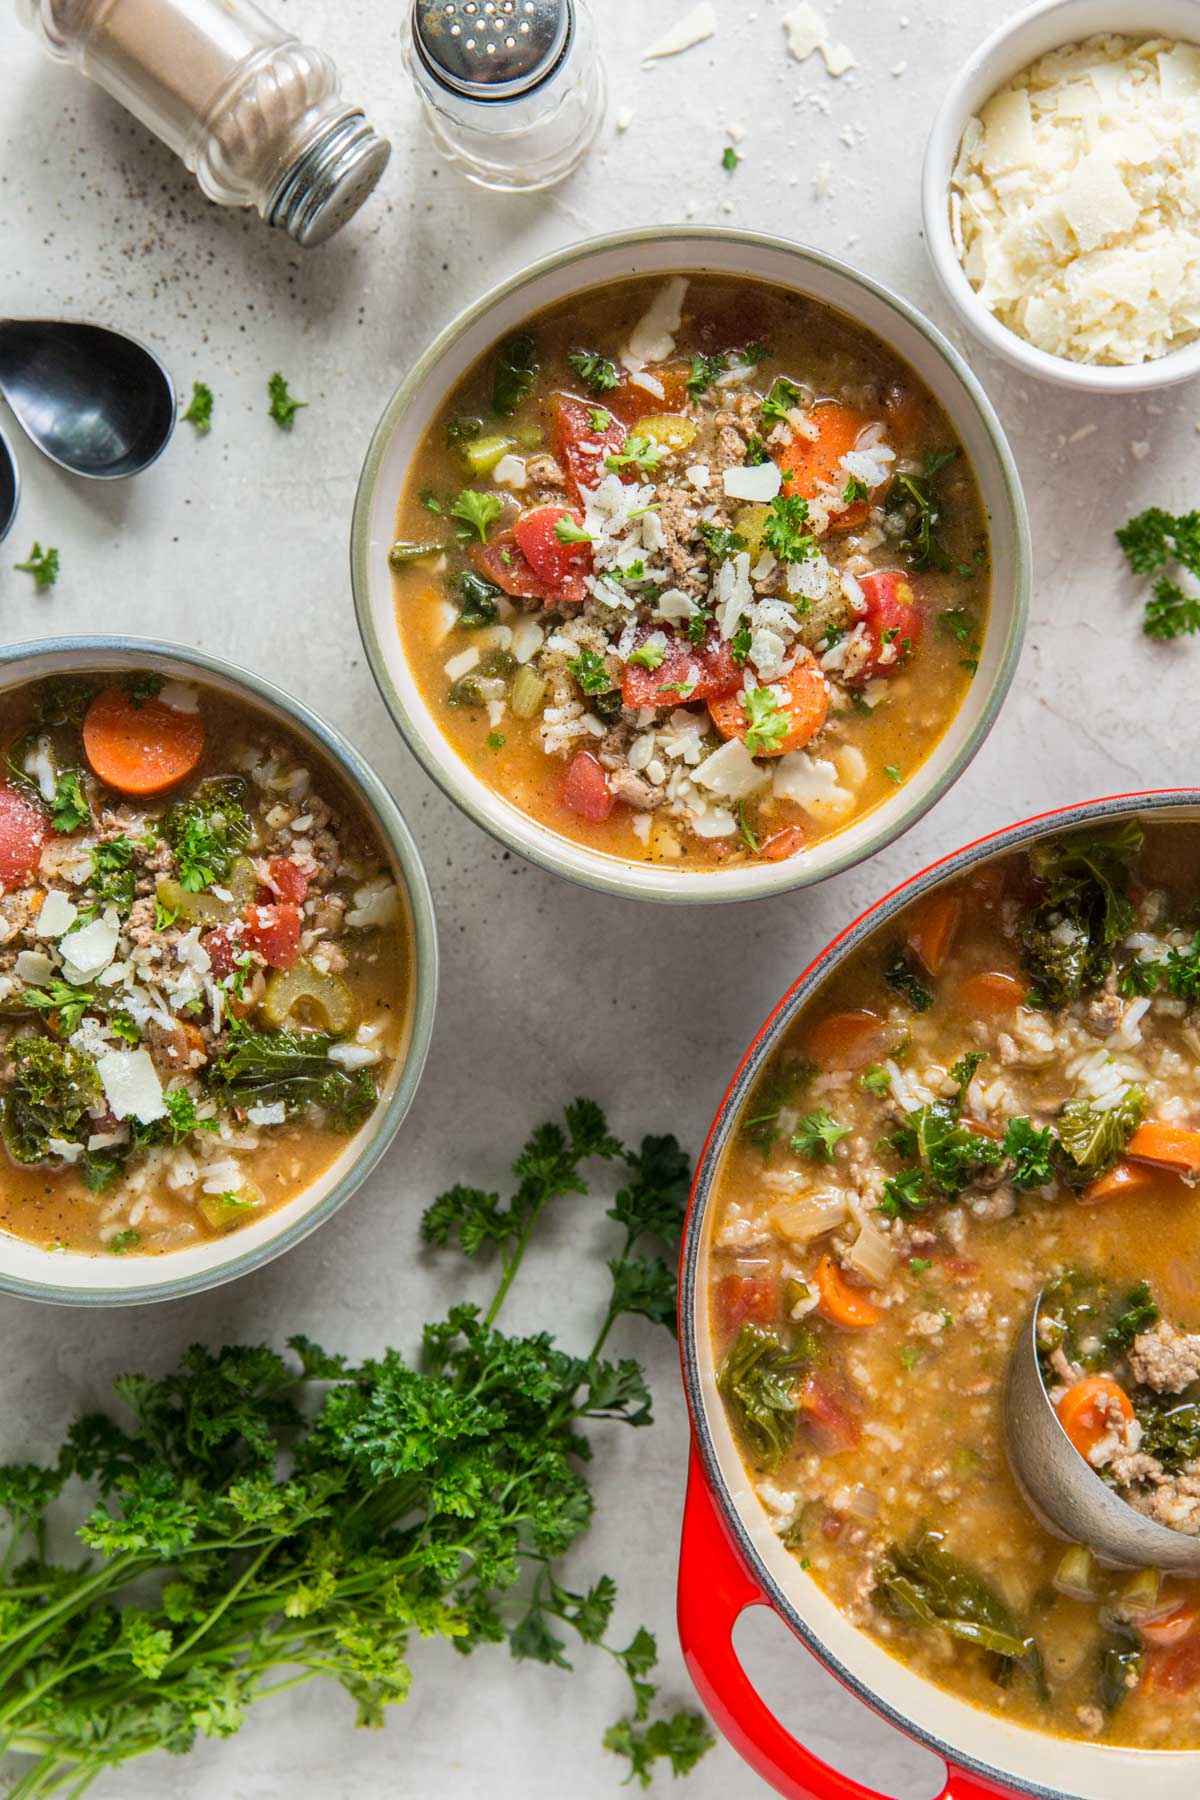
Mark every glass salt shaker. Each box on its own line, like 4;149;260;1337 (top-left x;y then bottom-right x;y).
404;0;605;192
17;0;392;246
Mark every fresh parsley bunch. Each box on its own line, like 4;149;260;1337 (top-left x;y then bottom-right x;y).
0;1101;711;1796
1116;506;1200;638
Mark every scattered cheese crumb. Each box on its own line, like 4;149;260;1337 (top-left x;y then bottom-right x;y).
782;4;855;76
35;890;78;938
1131;439;1151;459
95;1047;166;1125
642;4;715;61
615;107;634;132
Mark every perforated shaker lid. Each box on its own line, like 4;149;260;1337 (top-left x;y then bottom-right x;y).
412;0;574;101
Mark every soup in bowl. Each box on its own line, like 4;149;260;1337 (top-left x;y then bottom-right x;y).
680;794;1200;1799
354;230;1030;903
0;639;437;1305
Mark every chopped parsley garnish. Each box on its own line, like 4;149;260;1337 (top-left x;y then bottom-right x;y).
1003;1117;1056;1191
420;489;444;515
686;606;712;646
721;145;740;171
697;521;747;565
741;686;789;756
627;641;666;671
743;433;769;465
553;516;594;545
939;607;972;644
883;764;902;784
568;648;613;695
790;1109;850;1162
450;489;504;543
89;837;136;912
604;435;665;475
687;353;727;398
50;770;89;833
860;1064;891;1098
588;406;613;431
761;377;804;426
153;897;178;932
1118;956;1162;997
740;341;770;366
107;1229;140;1254
879;1167;927;1221
567;349;620;395
893;449;957;572
1165;931;1200;1001
108;1011;141;1045
843;475;869;505
730;620;752;666
761;494;814;563
266;372;305;429
446;416;482;446
485;731;505;750
736;799;759;854
909;1256;933;1275
24;979;96;1037
13;542;59;588
181;380;213;434
493;332;539;415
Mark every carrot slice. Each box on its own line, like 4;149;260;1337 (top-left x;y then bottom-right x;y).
1143;1605;1198;1649
813;1253;880;1329
708;660;828;757
758;825;807;863
1079;1159;1177;1206
1056;1376;1134;1460
807;1009;888;1071
905;893;961;977
83;687;205;797
957;970;1026;1013
775;404;873;529
1127;1121;1200;1176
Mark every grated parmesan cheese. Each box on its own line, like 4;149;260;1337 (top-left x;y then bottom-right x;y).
951;35;1200;365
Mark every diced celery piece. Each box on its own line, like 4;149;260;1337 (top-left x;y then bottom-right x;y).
198;1183;264;1232
462;433;516;476
510;666;547;719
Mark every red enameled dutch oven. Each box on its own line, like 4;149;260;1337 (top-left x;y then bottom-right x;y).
677;791;1200;1800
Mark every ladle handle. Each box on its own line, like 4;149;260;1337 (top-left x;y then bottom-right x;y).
678;1449;1016;1800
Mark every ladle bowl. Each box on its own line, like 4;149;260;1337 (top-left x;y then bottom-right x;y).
0;318;175;480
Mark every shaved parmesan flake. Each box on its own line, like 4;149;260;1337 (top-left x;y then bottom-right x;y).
61;914;120;983
622;277;689;370
642;4;715;61
952;34;1200;364
782;5;854;76
692;740;769;801
35;889;78;938
158;680;200;714
723;461;782;502
95;1047;166;1125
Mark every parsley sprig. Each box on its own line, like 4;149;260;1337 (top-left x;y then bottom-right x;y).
13;542;59;588
1116;507;1200;639
0;1100;711;1796
267;372;305;429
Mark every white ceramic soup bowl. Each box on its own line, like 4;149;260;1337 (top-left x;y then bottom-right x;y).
922;0;1200;394
352;227;1030;906
678;789;1200;1800
0;637;438;1307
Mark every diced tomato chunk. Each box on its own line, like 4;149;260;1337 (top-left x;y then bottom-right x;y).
268;856;311;904
562;751;614;822
243;901;301;969
200;925;242;980
512;505;592;602
620;628;741;709
714;1274;777;1333
798;1375;861;1454
1147;1638;1200;1695
552;394;627;501
0;783;48;888
851;569;923;684
472;538;584;607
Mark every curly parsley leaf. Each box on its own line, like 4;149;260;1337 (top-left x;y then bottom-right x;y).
790;1109;851;1162
13;542;59;588
267;371;305;429
741;685;789;756
450;489;504;544
567;349;619;395
181;380;213;434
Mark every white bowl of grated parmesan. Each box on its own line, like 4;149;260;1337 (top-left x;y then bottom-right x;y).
923;0;1200;389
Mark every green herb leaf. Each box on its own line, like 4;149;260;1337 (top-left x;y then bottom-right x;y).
790;1109;850;1162
13;542;59;588
493;332;539;416
450;489;504;544
567;349;619;395
267;372;305;429
182;381;213;434
761;494;814;564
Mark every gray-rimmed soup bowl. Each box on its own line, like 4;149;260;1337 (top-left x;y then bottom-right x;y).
0;637;438;1307
678;791;1200;1800
352;227;1031;906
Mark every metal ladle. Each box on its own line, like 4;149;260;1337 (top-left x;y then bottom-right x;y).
0;319;176;493
1006;1291;1200;1576
0;426;18;543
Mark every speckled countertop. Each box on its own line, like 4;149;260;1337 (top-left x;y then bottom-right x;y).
0;1;1196;1795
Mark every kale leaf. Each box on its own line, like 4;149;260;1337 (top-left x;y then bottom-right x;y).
717;1323;816;1470
875;1531;1043;1691
1018;824;1142;1008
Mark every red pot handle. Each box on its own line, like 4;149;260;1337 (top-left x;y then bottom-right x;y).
678;1449;1013;1800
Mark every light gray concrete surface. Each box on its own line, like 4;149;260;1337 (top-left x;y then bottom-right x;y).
0;1;1195;1795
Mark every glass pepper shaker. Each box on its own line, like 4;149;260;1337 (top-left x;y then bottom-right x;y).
17;0;392;246
404;0;605;193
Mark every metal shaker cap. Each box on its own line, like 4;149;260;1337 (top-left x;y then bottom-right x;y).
268;111;392;248
413;0;573;101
